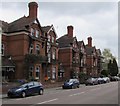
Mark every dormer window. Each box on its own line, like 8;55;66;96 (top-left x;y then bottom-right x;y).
31;28;34;36
48;35;50;42
52;36;54;43
36;30;39;38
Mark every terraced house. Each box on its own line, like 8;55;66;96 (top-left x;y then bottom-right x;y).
1;1;102;83
1;2;58;83
57;26;80;79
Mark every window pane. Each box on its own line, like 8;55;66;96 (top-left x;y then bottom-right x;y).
36;30;39;38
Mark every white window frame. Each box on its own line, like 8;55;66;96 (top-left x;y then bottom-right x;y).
29;66;33;78
36;30;39;38
36;44;40;55
29;44;33;54
1;44;4;56
36;66;40;79
48;53;51;63
52;67;56;80
48;35;50;42
52;49;56;60
52;36;54;43
31;28;34;36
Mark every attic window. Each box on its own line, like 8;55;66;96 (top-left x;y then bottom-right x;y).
31;28;34;36
36;30;39;38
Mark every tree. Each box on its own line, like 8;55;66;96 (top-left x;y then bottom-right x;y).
111;58;118;76
102;49;115;70
101;70;108;77
108;60;112;75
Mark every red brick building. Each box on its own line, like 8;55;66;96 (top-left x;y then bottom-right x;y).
1;2;58;83
57;26;80;79
86;37;102;77
1;2;102;82
42;25;58;81
78;41;87;74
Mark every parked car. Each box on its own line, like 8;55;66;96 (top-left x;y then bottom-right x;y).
96;77;104;84
85;78;98;86
62;79;80;89
110;76;120;81
7;81;44;98
102;77;110;83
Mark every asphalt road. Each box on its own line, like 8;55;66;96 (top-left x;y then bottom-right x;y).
2;82;118;105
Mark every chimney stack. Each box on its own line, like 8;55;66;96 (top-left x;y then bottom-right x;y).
88;37;92;47
67;26;73;38
28;2;38;18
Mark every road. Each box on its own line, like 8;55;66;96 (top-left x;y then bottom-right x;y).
2;82;118;105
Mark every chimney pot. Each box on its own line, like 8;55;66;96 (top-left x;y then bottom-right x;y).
67;25;73;38
28;2;38;18
88;37;92;47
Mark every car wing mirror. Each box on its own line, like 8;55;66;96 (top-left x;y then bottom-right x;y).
26;85;29;89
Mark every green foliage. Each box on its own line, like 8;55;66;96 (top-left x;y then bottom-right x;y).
102;48;115;71
102;49;115;63
111;58;118;76
78;72;88;84
101;70;108;77
107;58;118;76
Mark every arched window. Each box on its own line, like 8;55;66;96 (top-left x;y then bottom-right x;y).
36;44;40;55
36;66;40;80
29;66;33;78
29;44;33;54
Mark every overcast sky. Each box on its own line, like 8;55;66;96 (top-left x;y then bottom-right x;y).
0;1;118;63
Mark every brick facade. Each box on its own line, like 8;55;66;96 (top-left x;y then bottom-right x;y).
1;2;102;83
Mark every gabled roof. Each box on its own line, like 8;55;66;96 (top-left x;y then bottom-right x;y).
1;16;42;33
0;20;9;32
2;57;15;67
41;25;58;37
86;46;96;55
57;35;76;48
96;49;101;56
42;26;51;33
78;40;85;48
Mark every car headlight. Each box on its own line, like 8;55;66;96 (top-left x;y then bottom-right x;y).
15;88;22;92
68;83;73;85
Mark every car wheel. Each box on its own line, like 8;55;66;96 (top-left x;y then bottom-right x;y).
21;91;26;98
39;89;43;95
71;85;74;89
77;85;79;88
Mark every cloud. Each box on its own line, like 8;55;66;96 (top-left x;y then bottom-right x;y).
0;2;118;59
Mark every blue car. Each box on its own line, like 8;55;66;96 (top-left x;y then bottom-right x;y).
62;79;80;89
7;81;44;98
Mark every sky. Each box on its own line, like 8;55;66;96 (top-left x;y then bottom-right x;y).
0;0;118;64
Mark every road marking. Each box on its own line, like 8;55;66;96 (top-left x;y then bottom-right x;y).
37;98;58;104
90;88;101;91
69;92;85;97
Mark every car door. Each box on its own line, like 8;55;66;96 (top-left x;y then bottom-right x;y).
26;82;34;95
32;82;40;94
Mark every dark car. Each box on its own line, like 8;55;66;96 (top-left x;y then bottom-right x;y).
85;78;98;86
62;79;80;89
7;81;44;98
96;77;104;84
